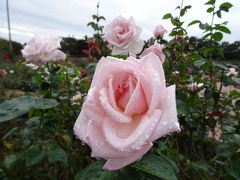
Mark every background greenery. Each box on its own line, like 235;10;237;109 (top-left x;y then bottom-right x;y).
0;0;239;179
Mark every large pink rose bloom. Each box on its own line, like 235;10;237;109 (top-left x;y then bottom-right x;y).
74;53;180;170
140;43;165;63
104;16;144;55
21;36;66;66
153;25;167;38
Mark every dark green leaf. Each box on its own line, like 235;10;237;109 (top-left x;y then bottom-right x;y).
3;154;17;169
188;20;201;26
221;134;240;143
177;100;187;116
216;10;222;18
207;7;214;13
74;160;117;180
215;25;231;34
163;13;172;19
132;154;178;180
25;116;40;129
34;99;59;110
199;23;209;30
45;140;68;164
25;144;45;166
0;96;35;123
231;77;240;85
205;0;216;5
220;2;233;12
216;144;235;157
194;59;207;68
212;32;223;41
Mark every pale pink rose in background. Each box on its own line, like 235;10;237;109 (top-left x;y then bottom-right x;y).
188;82;203;92
208;123;222;141
153;25;167;38
21;36;66;66
0;69;8;77
104;16;144;55
226;67;238;76
74;52;180;170
140;43;165;63
72;92;82;101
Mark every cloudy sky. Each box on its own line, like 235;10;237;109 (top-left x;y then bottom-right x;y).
0;0;239;44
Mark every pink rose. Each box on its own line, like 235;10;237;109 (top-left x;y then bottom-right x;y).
153;25;167;38
21;36;66;66
188;82;204;92
226;67;238;76
104;16;144;55
74;53;180;170
0;69;7;77
140;43;165;63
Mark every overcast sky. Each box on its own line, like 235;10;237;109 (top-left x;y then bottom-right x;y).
0;0;239;44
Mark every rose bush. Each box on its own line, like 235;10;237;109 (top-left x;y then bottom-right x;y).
74;52;180;170
21;36;66;66
104;16;144;55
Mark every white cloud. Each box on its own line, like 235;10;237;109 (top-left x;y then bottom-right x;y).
0;0;239;43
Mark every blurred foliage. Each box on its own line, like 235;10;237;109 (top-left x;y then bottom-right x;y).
0;38;23;60
0;0;240;179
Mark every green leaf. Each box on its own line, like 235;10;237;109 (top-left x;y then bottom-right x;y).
231;77;240;85
188;20;201;26
216;144;235;157
216;10;222;18
194;59;207;68
220;2;233;12
207;7;214;13
25;116;40;129
34;99;59;110
199;23;209;30
212;32;223;41
0;96;35;123
180;5;191;16
205;0;216;5
132;154;178;180
0;169;6;179
177;100;187;116
221;134;240;143
45;140;68;164
74;160;117;180
3;154;17;169
87;22;95;27
215;25;231;34
163;13;172;19
25;144;45;166
189;161;215;175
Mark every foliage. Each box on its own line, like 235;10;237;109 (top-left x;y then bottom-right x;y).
0;38;23;60
0;0;239;179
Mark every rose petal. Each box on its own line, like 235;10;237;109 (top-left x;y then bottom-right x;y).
99;88;132;123
124;73;148;116
103;109;162;150
150;85;181;141
103;143;152;170
140;53;167;114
